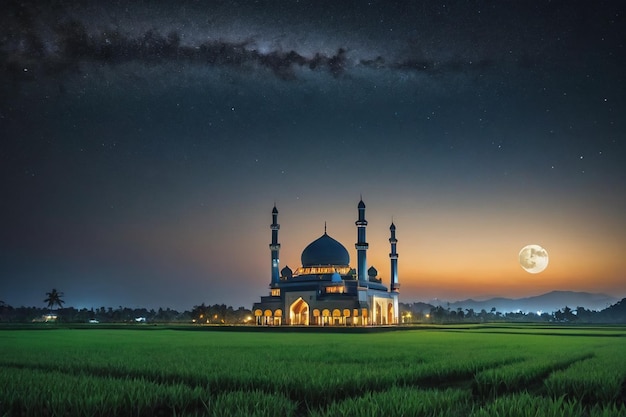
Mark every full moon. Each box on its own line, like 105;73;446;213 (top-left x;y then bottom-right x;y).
519;244;549;274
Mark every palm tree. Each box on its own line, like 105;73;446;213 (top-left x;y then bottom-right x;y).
44;289;65;310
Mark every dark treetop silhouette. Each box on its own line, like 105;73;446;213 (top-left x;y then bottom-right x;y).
44;289;65;310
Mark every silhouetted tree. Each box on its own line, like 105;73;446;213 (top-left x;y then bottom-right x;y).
575;306;594;322
44;289;65;310
564;306;576;321
0;300;7;321
598;298;626;322
191;303;209;323
430;306;447;323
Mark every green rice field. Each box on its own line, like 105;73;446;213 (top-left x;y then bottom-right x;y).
1;325;625;416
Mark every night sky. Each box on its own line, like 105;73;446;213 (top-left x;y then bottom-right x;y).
1;0;625;310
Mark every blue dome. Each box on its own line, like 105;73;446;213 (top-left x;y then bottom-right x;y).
301;233;350;267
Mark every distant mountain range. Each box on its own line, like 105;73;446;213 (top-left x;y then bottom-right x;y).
416;291;619;314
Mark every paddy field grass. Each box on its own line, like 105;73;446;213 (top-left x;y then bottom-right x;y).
1;324;625;416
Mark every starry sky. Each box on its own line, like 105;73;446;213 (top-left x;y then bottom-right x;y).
1;0;625;310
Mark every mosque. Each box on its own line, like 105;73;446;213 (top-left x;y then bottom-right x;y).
253;199;400;326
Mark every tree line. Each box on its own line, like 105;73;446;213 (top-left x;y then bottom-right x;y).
0;303;254;324
0;289;252;324
2;289;624;324
400;298;626;324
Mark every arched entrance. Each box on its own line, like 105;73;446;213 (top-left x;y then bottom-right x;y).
332;309;342;325
254;309;263;325
387;303;394;325
322;309;330;326
361;308;368;326
274;309;283;326
312;309;321;325
375;303;382;325
290;297;309;325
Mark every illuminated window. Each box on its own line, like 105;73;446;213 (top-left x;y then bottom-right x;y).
313;309;320;317
343;309;351;317
254;309;262;317
271;288;280;296
325;285;344;294
294;266;351;276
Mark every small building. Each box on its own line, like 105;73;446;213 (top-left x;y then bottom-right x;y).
253;199;400;326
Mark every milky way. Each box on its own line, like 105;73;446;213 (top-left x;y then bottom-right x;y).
4;1;621;92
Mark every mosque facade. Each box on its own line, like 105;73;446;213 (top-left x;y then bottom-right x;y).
253;199;400;326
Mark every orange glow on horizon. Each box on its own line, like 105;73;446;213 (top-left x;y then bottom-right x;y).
110;195;625;306
243;196;626;302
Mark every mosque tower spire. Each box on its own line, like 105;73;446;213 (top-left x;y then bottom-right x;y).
355;198;369;285
270;205;280;286
389;221;400;292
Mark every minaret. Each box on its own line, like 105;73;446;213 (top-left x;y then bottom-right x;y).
389;222;400;292
270;205;280;286
355;199;369;285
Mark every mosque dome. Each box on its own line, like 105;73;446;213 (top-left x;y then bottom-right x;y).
301;233;350;267
281;265;293;279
